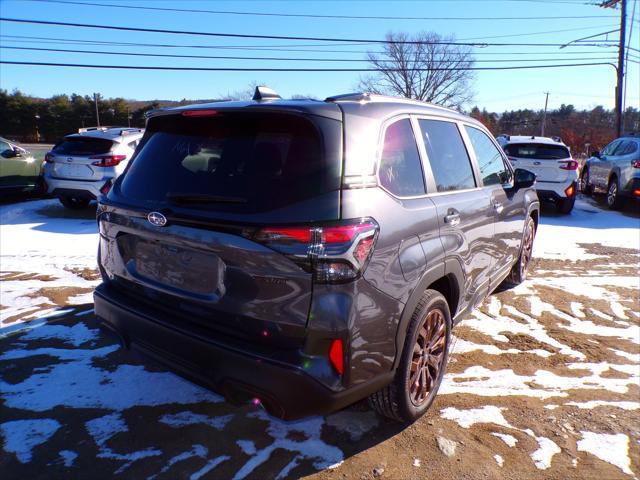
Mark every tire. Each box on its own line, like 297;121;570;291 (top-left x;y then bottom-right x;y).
556;195;575;214
369;289;451;423
580;168;592;195
505;215;536;286
59;196;90;209
606;176;624;210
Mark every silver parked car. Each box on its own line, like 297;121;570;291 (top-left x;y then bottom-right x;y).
43;127;144;209
580;134;640;209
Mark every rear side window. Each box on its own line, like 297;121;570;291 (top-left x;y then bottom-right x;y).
465;126;511;186
601;139;623;156
119;111;341;213
418;119;475;192
504;143;570;160
53;137;113;155
378;119;425;197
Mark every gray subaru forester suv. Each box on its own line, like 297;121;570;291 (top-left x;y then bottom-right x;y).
94;88;539;423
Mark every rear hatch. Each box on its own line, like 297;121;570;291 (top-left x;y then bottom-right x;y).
50;136;116;181
504;143;573;183
98;107;343;344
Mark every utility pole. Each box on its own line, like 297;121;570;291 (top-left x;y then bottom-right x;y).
541;91;550;137
94;92;101;127
601;0;627;136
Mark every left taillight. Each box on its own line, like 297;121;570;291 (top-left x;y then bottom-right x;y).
559;160;579;170
252;219;379;284
90;155;126;167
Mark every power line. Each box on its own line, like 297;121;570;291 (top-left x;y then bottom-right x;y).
0;60;617;71
0;35;621;55
0;45;619;64
0;17;619;47
27;0;620;21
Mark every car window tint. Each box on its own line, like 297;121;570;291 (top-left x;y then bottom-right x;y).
53;137;114;155
378;118;426;196
128;140;140;149
0;140;11;153
465;126;511;186
504;143;570;160
418;119;475;192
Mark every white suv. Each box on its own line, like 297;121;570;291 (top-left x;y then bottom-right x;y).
43;127;144;209
497;135;578;214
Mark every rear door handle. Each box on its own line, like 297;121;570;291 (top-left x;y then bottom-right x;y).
493;202;504;214
444;213;460;226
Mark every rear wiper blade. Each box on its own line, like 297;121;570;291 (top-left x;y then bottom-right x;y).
166;193;248;204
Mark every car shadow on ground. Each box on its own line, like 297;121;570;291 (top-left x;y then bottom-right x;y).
0;306;406;480
538;194;640;228
0;199;97;234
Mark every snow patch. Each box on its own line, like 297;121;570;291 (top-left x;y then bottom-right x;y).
577;432;633;476
59;449;78;467
0;418;61;463
160;411;233;431
21;322;98;347
491;432;518;447
440;406;511;429
494;454;504;467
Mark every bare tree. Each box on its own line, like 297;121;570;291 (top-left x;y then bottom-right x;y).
358;32;475;109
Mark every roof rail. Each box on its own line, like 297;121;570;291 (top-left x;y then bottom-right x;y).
325;92;457;113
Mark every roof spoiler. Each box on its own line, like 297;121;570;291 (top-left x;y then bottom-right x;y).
253;86;281;101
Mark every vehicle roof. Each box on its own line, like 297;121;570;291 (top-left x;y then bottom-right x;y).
498;135;568;146
65;127;144;142
146;92;479;125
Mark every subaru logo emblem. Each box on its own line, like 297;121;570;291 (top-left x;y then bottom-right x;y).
147;211;167;227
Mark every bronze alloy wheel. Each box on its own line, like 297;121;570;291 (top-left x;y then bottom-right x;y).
520;220;534;279
409;308;447;406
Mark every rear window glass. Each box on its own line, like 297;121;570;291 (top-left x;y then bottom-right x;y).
504;143;569;160
53;137;113;155
378;119;426;197
119;111;341;213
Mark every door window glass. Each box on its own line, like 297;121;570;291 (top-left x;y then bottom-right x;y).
378;118;426;196
418;119;475;192
601;139;623;156
465;126;512;186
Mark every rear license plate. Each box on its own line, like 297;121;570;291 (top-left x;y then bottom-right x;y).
58;164;92;178
133;240;222;294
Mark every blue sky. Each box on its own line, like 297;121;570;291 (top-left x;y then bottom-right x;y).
0;0;638;112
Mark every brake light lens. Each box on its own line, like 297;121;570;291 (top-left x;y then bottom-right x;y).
632;160;640;169
182;109;219;117
44;153;54;163
253;219;379;284
328;339;344;375
559;160;579;170
90;155;126;167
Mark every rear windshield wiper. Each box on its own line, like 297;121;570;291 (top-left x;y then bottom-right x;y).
166;193;248;204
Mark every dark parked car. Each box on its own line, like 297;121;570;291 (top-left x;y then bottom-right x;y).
580;134;640;209
94;88;539;422
0;137;44;196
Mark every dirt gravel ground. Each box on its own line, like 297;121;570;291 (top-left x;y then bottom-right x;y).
1;196;639;479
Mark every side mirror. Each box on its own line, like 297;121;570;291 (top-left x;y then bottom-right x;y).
1;149;18;158
514;168;536;190
590;151;600;159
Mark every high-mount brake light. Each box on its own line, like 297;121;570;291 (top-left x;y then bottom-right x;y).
559;160;579;170
252;219;379;284
182;110;219;117
328;339;344;375
90;155;126;167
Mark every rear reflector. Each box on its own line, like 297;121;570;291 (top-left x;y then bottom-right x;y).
100;179;113;195
632;160;640;169
328;339;344;375
634;189;640;197
90;155;126;167
565;184;575;197
182;110;219;117
559;160;579;170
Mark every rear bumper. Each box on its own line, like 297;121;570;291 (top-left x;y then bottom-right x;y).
45;175;111;199
536;180;577;201
93;283;392;419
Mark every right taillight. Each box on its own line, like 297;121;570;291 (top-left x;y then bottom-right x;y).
252;219;379;284
559;160;579;170
632;160;640;169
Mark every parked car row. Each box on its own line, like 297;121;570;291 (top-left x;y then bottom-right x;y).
0;137;43;195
